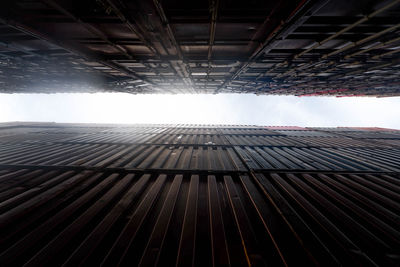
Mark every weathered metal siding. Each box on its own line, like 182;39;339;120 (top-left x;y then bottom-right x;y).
0;169;399;266
0;142;399;172
0;124;399;172
0;123;399;266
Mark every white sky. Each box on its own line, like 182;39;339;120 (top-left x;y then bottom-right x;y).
0;93;399;128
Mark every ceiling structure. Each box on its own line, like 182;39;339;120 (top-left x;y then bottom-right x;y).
0;0;399;96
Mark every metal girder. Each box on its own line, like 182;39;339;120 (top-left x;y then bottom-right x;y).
152;0;195;91
0;0;400;96
102;0;159;56
214;0;325;93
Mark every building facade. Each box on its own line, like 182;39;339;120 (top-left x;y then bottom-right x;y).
0;0;400;96
0;122;399;266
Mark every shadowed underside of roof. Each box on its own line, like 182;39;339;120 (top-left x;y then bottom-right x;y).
0;123;399;266
0;0;399;96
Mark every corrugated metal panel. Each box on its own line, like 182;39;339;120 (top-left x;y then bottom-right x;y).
339;131;400;139
1;142;399;172
264;126;308;130
0;168;398;266
308;129;400;140
370;139;400;147
311;127;399;132
0;143;246;171
0;123;399;172
0;123;399;266
61;133;231;146
174;124;261;129
275;130;338;137
234;146;400;171
0;133;82;143
225;135;301;146
346;127;400;132
0;132;391;148
285;136;387;148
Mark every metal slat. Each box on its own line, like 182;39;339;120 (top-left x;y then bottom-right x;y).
101;174;167;266
207;175;230;266
0;124;399;266
0;168;398;265
63;174;151;266
176;175;199;267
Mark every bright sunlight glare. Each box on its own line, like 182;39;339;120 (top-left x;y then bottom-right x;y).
0;93;399;128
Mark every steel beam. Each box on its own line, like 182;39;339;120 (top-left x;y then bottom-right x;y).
0;16;154;86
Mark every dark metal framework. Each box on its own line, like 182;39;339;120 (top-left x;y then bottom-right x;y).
0;0;400;96
0;122;399;265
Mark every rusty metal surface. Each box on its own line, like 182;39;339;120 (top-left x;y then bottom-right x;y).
0;0;400;96
0;123;399;266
